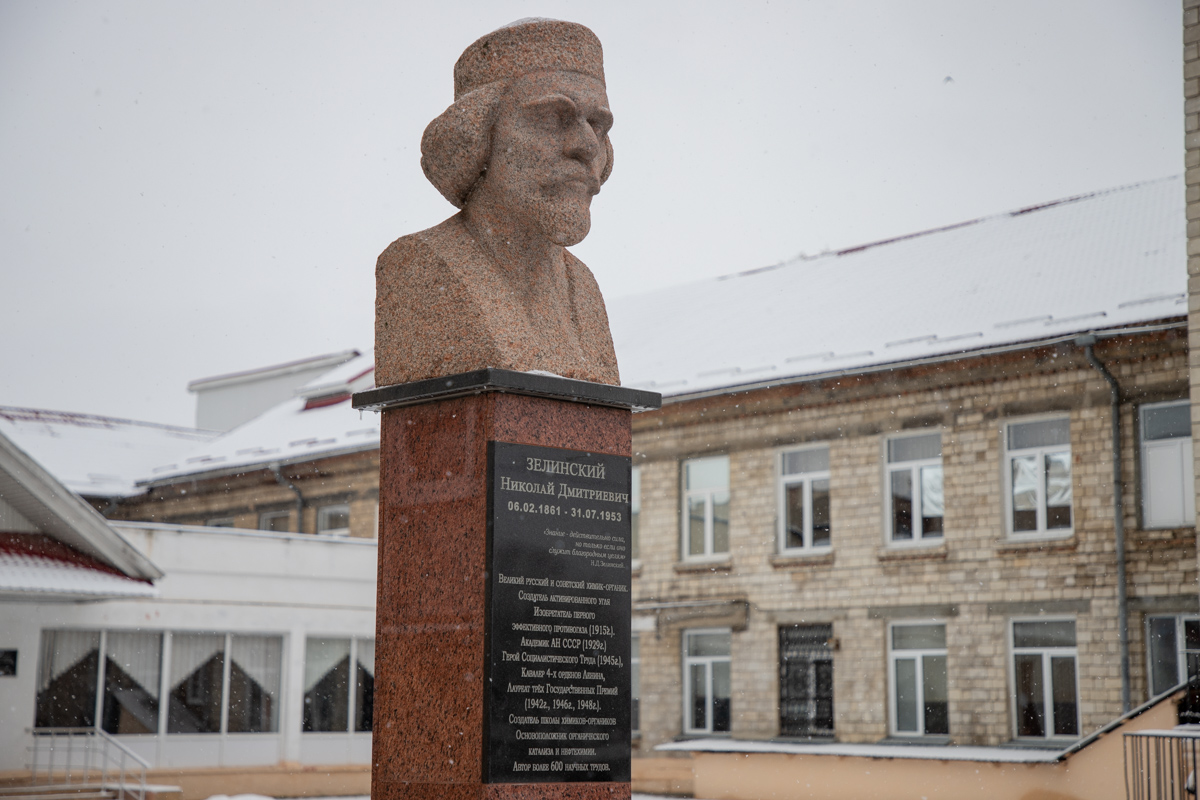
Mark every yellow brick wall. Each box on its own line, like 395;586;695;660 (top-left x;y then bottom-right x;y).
631;333;1193;749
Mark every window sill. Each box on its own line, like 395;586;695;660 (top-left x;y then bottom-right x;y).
674;558;733;574
770;551;835;569
878;545;948;563
997;535;1076;554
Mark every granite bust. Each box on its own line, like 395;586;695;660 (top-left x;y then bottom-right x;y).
375;19;621;387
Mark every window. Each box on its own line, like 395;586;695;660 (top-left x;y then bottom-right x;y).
682;456;729;559
168;632;283;734
36;629;282;736
1141;402;1196;529
316;504;351;536
102;631;162;734
631;466;641;562
303;637;375;732
35;630;100;728
631;634;641;733
1147;616;1200;697
778;447;831;552
886;433;943;543
1006;418;1072;536
206;517;235;528
1012;619;1078;738
889;623;948;736
683;629;730;734
779;624;834;738
258;511;291;533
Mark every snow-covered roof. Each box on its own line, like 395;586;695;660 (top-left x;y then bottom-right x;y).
608;176;1186;397
143;353;378;484
0;430;161;580
0;533;157;601
0;407;217;498
37;178;1187;492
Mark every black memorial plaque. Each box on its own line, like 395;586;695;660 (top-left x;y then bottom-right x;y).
485;441;632;784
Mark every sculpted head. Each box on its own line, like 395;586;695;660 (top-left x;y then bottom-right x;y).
421;19;614;247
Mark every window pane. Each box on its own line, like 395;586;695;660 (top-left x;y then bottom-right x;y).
888;433;941;463
1013;620;1076;649
892;624;946;651
1045;452;1072;529
1050;656;1078;736
630;467;641;561
228;635;282;733
783;448;828;475
712;491;730;554
811;479;831;547
1014;653;1045;737
923;655;949;735
688;632;731;657
712;660;731;733
1011;456;1038;532
102;631;161;734
259;512;290;532
304;637;350;732
36;630;100;728
1149;617;1180;696
317;505;350;534
1186;620;1200;652
168;633;224;733
1009;418;1070;450
355;639;374;732
785;484;805;549
894;658;918;732
1143;403;1191;441
686;456;728;491
631;636;640;732
921;465;944;536
688;497;706;556
690;663;707;730
890;470;913;540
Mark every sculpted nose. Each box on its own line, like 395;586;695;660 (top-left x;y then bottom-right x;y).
564;116;601;167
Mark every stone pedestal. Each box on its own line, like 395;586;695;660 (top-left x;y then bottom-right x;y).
354;370;659;800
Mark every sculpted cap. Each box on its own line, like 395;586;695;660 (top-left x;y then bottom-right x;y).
453;18;606;99
422;18;613;209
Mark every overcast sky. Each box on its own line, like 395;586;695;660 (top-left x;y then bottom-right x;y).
0;0;1182;427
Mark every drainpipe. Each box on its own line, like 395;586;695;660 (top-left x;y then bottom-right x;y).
269;462;304;533
1076;334;1129;713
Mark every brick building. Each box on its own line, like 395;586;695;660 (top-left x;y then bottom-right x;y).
8;177;1189;793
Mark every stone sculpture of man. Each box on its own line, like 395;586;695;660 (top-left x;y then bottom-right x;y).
375;19;621;387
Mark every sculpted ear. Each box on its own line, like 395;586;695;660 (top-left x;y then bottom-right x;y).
600;137;613;185
420;83;506;209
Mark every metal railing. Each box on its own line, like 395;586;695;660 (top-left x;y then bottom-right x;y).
26;728;148;800
1124;728;1200;799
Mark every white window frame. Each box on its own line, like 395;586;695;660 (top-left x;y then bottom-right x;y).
887;621;948;737
884;432;944;546
681;456;730;561
1003;416;1073;539
316;503;351;537
1140;400;1196;529
1145;614;1200;697
682;628;731;735
1009;617;1079;740
777;445;832;554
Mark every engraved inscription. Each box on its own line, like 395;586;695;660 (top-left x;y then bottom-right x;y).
486;441;632;784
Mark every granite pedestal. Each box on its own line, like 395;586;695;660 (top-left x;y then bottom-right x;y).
353;370;659;800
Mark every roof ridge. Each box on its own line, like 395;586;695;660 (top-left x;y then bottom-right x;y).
0;405;216;435
714;174;1183;283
